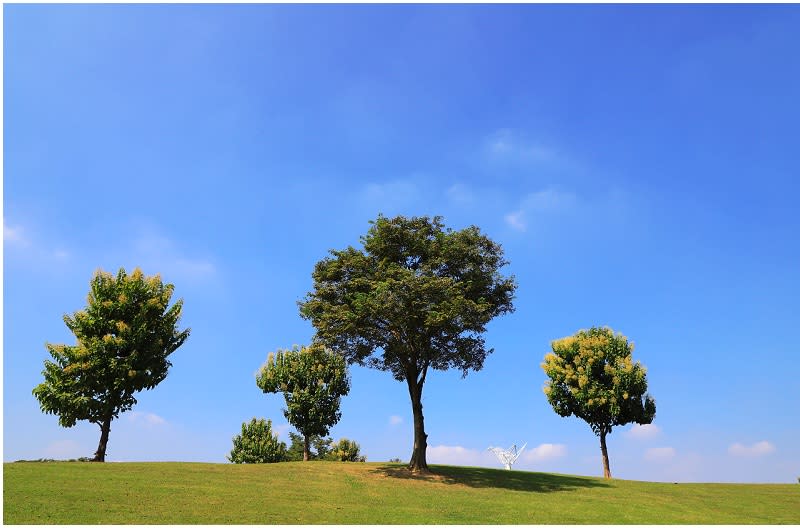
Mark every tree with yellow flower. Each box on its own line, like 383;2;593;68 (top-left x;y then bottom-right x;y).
256;344;350;462
541;326;655;479
33;268;190;462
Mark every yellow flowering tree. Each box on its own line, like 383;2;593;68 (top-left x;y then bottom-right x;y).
256;344;350;462
33;268;190;462
541;326;655;479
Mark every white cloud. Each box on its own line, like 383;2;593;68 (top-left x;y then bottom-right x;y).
360;180;420;208
728;441;775;457
504;210;527;231
504;187;577;232
272;422;291;439
43;440;86;459
128;411;167;427
522;187;578;213
521;443;568;462
485;129;556;165
445;183;475;205
626;423;662;440
130;229;217;281
4;222;28;245
389;415;403;426
426;445;495;467
645;447;677;461
426;442;567;469
4;219;75;269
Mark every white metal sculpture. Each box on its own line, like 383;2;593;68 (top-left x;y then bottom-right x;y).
488;443;527;470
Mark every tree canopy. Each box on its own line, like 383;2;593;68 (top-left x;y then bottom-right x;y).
256;344;350;461
33;267;190;461
328;438;366;462
541;326;656;478
228;418;288;464
299;214;516;472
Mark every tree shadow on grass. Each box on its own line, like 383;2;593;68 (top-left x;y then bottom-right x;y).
371;464;610;493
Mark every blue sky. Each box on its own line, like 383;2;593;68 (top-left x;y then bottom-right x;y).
3;4;799;483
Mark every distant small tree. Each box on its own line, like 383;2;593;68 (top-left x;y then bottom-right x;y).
32;268;190;462
256;344;350;461
286;432;333;461
542;327;656;479
228;418;287;464
328;438;366;462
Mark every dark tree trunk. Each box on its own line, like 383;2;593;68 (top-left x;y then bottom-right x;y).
303;434;311;462
407;376;429;473
599;429;612;479
92;417;112;462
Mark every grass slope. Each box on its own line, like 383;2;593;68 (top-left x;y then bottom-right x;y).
4;461;799;524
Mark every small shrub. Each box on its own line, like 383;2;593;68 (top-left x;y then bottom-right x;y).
228;418;287;464
388;457;402;463
286;432;333;461
328;438;366;462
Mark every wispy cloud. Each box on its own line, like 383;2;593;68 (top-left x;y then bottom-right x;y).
128;411;167;427
626;423;662;440
504;187;578;232
43;440;85;459
4;221;28;246
427;445;495;467
389;415;403;426
445;183;475;205
728;441;775;457
427;442;567;469
644;447;677;461
272;422;291;439
504;210;527;232
485;129;557;165
128;228;217;282
359;180;420;212
4;219;72;264
523;443;568;462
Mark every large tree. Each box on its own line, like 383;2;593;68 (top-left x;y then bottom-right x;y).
541;326;656;479
256;344;350;461
299;215;516;472
33;268;190;462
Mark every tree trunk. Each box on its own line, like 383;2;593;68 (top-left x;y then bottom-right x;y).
93;417;112;462
407;377;429;473
599;429;612;479
303;434;311;462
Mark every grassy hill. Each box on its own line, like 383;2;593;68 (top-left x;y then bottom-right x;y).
4;461;798;524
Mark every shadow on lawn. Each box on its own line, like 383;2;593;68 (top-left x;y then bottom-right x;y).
371;464;610;493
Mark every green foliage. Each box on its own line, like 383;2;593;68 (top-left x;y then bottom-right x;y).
542;326;655;478
542;327;656;434
299;214;516;471
32;267;189;460
388;457;403;463
256;344;350;460
300;214;516;380
286;432;333;461
228;418;288;464
328;438;366;462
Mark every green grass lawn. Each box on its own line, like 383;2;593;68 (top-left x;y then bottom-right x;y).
4;461;798;524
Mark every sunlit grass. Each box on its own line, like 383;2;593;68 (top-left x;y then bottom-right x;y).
4;461;798;524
